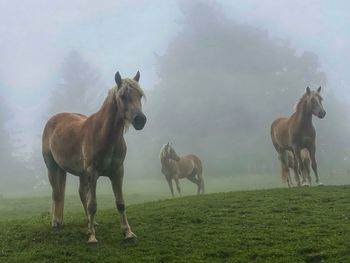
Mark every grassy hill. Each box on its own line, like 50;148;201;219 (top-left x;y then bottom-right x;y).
1;186;350;262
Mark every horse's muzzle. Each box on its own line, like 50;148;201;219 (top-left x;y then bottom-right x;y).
318;110;326;119
132;113;147;130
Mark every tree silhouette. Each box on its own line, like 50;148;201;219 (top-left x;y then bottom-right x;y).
144;0;348;176
48;50;105;116
0;89;28;191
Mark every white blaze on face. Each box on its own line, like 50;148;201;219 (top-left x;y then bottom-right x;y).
312;93;324;115
167;146;172;156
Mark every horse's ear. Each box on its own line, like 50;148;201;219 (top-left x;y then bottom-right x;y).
317;86;322;93
115;71;122;89
306;86;311;94
133;71;140;82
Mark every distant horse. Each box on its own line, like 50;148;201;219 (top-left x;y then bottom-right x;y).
42;71;146;243
160;143;204;197
271;87;326;187
286;149;311;186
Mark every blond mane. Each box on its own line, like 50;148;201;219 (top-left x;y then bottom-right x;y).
159;144;168;160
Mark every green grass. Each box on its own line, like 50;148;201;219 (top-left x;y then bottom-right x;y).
1;186;350;262
0;175;282;221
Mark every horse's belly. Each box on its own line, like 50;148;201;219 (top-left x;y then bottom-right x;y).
52;151;84;176
49;133;85;175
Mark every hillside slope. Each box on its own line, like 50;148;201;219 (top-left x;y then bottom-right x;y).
1;186;350;262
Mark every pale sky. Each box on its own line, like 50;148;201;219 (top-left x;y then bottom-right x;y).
0;0;349;151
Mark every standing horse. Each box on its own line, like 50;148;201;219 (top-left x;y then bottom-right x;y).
160;143;204;197
42;71;146;243
286;149;311;186
271;86;326;187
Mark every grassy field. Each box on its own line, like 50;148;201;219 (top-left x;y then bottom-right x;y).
0;175;283;221
1;185;350;262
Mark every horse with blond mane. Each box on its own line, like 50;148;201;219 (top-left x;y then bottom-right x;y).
160;143;204;197
271;86;326;187
42;71;146;243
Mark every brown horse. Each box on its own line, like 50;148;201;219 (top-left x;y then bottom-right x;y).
271;87;326;187
42;71;146;243
160;143;204;197
286;149;311;186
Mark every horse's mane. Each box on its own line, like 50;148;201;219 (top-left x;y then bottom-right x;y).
293;90;323;112
159;144;168;160
293;92;309;112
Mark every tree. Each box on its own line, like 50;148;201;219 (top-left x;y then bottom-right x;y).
140;0;348;177
0;90;29;192
48;50;105;117
28;51;107;188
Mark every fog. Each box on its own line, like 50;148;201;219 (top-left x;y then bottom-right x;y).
1;0;350;196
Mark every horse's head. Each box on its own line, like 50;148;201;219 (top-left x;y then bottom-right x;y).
115;71;147;130
163;143;180;161
306;86;326;119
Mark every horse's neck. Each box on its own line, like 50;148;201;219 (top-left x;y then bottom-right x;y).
89;89;125;143
293;100;313;131
161;156;176;171
161;156;170;168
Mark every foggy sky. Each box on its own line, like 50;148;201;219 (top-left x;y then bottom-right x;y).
0;0;349;151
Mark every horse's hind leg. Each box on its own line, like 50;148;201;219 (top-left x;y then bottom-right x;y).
48;167;67;228
187;172;200;194
280;152;292;187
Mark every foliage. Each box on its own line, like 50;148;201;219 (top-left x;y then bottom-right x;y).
47;50;105;117
126;1;350;178
0;91;29;191
1;186;350;262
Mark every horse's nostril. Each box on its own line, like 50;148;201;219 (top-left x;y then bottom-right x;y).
319;110;326;118
135;114;146;124
133;113;146;130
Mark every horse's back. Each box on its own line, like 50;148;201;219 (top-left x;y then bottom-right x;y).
182;154;202;173
43;113;87;145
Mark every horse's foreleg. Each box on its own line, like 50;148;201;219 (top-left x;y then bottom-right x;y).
79;176;88;221
48;167;66;228
174;177;182;197
166;177;175;198
292;163;301;187
305;161;312;185
309;145;322;185
86;169;98;243
110;165;136;241
292;147;304;186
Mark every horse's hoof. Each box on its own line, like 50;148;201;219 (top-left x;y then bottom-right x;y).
124;232;137;242
87;235;98;244
302;183;310;187
317;182;324;186
52;222;63;229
